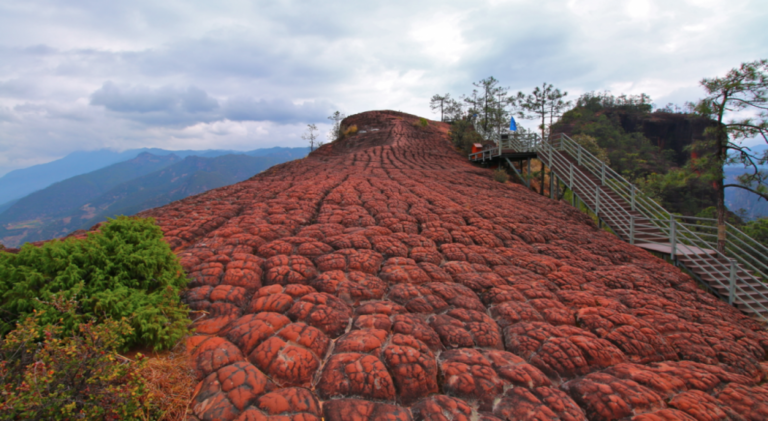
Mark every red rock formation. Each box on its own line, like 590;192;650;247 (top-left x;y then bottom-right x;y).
138;110;768;420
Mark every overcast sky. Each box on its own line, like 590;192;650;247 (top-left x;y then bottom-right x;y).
0;0;766;176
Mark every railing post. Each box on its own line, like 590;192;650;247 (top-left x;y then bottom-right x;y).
569;163;575;206
550;175;555;199
630;184;636;211
527;159;531;189
577;147;582;166
601;163;606;185
630;215;635;245
595;188;601;215
670;215;677;258
548;137;554;168
729;259;737;305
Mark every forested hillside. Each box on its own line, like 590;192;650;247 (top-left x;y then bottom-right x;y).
552;94;719;215
547;92;768;244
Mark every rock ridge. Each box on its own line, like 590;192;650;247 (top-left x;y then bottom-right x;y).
137;110;768;421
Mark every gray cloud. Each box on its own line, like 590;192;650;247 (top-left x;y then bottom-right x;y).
87;82;334;126
0;0;766;176
90;83;218;114
0;106;16;123
223;97;335;124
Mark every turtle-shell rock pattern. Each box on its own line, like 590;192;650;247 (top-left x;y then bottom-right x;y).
138;110;768;420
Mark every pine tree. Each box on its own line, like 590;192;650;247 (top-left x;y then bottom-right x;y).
691;59;768;252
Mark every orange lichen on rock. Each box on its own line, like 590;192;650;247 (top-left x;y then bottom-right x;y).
132;110;768;420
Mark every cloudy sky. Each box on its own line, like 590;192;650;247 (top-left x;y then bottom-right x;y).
0;0;766;176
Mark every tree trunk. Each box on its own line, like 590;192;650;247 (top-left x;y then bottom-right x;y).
715;98;729;254
716;135;727;253
716;180;726;253
540;113;547;195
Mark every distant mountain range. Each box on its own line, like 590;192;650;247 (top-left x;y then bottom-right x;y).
0;146;307;207
724;144;768;220
0;147;308;247
725;167;768;221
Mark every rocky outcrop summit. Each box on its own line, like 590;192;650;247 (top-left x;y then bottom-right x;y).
139;110;768;420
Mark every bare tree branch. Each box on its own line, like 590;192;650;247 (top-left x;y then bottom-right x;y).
724;183;768;201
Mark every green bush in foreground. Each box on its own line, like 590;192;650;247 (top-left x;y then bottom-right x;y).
0;216;189;351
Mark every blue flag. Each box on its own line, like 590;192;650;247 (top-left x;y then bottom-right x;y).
509;116;518;131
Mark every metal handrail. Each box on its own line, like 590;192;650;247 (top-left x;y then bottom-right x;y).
472;134;768;314
549;134;767;270
671;219;768;314
476;131;768;319
538;140;638;242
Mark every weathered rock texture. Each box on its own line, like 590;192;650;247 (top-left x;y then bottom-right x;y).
139;110;768;420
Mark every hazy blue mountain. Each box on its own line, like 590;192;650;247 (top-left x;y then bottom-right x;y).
0;153;181;244
0;149;143;205
245;146;311;158
0;150;306;247
0;199;17;215
0;146;309;205
725;166;768;220
70;154;281;230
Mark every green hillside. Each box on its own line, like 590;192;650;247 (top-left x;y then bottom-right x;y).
550;93;768;245
552;93;720;217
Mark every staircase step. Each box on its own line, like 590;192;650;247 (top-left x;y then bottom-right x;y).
709;284;768;297
510;144;768;321
737;301;768;309
739;305;768;316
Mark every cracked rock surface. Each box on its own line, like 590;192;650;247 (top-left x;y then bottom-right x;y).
139;110;768;420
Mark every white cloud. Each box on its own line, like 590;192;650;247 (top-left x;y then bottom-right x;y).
625;0;652;20
410;13;472;65
0;0;766;176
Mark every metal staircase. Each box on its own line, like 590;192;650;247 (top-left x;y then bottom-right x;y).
470;132;768;322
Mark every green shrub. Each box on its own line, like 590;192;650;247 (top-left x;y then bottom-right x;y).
0;216;189;351
415;117;429;128
450;119;484;155
0;301;149;420
744;218;768;244
493;168;509;183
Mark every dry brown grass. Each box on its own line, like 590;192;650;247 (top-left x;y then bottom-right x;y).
412;117;429;128
129;344;196;421
493;168;509;183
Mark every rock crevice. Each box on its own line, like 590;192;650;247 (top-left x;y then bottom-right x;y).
139;110;768;421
